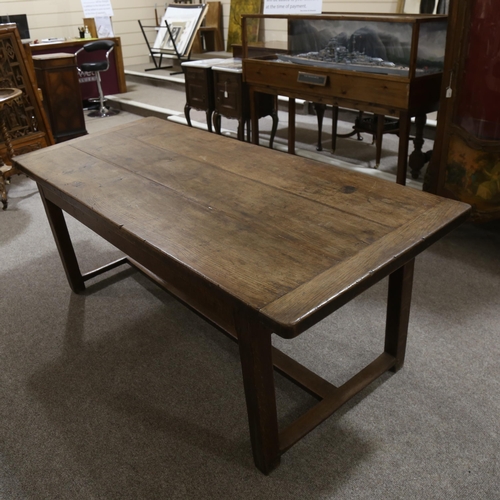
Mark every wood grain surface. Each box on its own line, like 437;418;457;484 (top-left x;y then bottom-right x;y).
13;117;470;335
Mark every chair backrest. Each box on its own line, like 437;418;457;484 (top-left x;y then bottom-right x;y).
82;40;115;53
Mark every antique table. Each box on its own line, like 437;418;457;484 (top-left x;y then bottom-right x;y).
13;117;470;474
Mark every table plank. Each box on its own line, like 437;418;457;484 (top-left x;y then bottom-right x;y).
14;117;470;335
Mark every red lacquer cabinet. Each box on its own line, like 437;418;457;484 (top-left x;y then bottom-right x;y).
426;0;500;221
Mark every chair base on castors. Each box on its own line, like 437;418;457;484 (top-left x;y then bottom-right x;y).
88;106;120;118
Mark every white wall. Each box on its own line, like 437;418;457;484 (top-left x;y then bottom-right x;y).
2;0;399;68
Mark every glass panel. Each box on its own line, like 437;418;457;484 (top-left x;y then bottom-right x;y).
285;19;413;77
416;20;447;76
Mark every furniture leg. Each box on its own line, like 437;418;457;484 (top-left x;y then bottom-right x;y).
331;105;339;154
213;111;221;135
409;114;430;179
375;114;385;168
288;98;296;155
184;103;192;127
384;259;415;372
39;186;85;293
237;119;245;141
314;103;326;151
396;111;411;185
246;119;251;142
269;108;278;149
236;308;280;475
0;169;7;210
250;88;259;146
205;110;212;132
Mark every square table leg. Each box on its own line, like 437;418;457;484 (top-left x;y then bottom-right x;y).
236;308;280;475
39;185;85;293
384;259;415;371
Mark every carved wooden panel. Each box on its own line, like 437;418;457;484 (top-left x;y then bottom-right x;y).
0;23;54;164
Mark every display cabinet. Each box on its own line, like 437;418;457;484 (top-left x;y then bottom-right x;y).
426;0;500;222
241;13;447;184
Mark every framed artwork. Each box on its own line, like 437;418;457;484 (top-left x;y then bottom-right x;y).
153;4;207;57
227;0;262;51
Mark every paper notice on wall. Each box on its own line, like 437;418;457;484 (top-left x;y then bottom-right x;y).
263;0;322;15
81;0;114;18
95;16;114;37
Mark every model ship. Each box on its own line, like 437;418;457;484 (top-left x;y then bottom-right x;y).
279;24;443;76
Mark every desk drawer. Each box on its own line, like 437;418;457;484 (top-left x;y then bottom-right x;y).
244;59;410;111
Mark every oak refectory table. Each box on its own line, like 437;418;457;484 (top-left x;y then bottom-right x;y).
12;117;470;474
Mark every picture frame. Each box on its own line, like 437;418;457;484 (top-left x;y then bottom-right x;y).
153;4;207;57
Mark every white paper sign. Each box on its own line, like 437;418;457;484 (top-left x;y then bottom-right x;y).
95;16;114;37
81;0;114;18
263;0;322;15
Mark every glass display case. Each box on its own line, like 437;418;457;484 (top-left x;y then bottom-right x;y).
241;13;447;184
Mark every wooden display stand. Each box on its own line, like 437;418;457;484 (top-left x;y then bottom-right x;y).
241;14;445;185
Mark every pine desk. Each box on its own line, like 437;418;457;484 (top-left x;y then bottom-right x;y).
13;117;470;474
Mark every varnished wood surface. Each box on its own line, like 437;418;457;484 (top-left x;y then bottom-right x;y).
14;117;470;336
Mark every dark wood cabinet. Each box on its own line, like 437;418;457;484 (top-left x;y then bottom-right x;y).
183;58;278;146
212;62;278;144
426;0;500;221
183;60;222;132
32;53;87;143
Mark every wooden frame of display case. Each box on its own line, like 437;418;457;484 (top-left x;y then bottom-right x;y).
241;13;446;185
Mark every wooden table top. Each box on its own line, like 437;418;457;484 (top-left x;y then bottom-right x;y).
13;117;470;336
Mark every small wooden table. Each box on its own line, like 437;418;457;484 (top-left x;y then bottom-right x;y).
13;117;470;474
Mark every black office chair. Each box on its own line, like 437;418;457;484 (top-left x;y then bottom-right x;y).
75;40;119;117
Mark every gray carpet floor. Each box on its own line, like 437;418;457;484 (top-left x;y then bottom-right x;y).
1;110;499;499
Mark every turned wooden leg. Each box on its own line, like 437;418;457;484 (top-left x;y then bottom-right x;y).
0;172;7;210
384;259;415;372
237;119;245;141
409;114;430;179
314;102;326;151
213;111;221;135
288;98;296;155
250;88;259;146
375;114;385;168
396;111;411;185
205;109;213;133
269;109;278;149
236;307;280;474
331;105;339;154
184;103;192;127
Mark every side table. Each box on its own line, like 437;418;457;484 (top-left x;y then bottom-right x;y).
212;60;278;146
182;58;229;132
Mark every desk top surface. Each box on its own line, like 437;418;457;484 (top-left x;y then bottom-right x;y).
14;118;470;335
